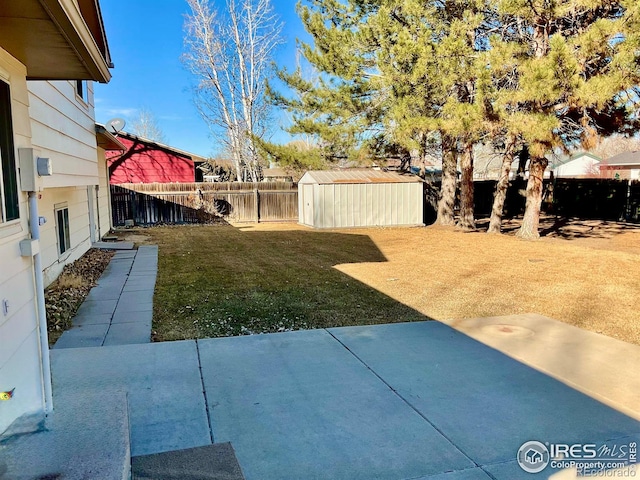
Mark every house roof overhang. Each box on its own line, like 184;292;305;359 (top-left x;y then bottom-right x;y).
0;0;112;83
95;124;126;151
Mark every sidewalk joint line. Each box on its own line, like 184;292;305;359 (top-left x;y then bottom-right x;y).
195;339;215;444
102;250;136;346
325;328;480;468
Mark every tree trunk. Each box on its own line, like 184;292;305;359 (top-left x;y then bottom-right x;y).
436;134;457;226
457;142;475;230
487;138;517;234
516;155;548;240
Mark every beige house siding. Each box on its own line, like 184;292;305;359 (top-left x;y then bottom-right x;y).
39;186;93;286
27;80;99;188
0;46;44;435
97;147;112;237
26;80;102;285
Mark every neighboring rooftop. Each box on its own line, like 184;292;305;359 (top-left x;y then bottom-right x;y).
554;151;602;166
104;129;208;163
604;150;640;166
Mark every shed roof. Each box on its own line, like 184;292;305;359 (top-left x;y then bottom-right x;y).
299;170;423;185
604;151;640;167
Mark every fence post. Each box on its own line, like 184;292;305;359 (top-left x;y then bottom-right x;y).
254;188;260;223
625;179;631;221
130;189;137;226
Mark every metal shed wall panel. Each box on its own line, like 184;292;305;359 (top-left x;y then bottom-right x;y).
298;170;423;228
301;182;421;228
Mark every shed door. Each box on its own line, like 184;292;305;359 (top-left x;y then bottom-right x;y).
303;184;314;225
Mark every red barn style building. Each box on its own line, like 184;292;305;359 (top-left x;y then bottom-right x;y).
106;131;205;183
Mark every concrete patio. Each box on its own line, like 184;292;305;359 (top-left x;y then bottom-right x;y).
4;316;636;479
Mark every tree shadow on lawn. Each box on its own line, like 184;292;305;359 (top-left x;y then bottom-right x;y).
476;215;640;240
151;226;434;341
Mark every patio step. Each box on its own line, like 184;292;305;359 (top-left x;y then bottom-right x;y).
0;390;131;480
132;442;245;480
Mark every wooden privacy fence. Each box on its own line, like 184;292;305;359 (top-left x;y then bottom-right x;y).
111;178;640;227
473;178;640;222
111;182;298;226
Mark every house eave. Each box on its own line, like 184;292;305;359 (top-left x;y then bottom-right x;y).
96;124;126;151
0;0;112;83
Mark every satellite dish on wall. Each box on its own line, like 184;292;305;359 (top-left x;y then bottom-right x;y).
106;118;126;134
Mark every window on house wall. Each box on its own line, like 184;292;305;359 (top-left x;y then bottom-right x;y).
0;80;19;223
75;80;88;103
55;205;71;254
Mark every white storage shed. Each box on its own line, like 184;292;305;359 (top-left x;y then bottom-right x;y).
298;170;424;228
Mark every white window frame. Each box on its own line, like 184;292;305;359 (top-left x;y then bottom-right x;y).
75;80;89;105
0;78;20;228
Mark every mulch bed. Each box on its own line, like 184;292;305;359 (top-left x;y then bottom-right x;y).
45;248;115;345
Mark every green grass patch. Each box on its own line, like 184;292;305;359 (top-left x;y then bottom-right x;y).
147;225;428;341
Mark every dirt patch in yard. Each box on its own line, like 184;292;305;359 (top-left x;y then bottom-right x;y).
142;219;640;346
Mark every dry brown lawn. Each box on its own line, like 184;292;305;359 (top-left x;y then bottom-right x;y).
125;218;640;346
333;221;640;346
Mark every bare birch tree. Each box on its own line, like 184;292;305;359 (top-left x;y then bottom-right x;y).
183;0;282;182
130;107;167;143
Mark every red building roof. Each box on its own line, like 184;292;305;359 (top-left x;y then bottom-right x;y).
106;133;199;184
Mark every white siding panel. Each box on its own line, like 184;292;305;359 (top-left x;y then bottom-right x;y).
324;185;335;228
27;80;98;188
303;184;313;226
300;170;423;228
38;187;92;285
27;94;96;148
347;185;356;228
383;184;392;226
27;81;95;132
335;185;344;228
298;183;304;225
390;184;398;225
96;150;111;236
0;292;37;368
0;328;44;434
365;184;373;226
313;185;321;228
0;48;45;436
414;184;423;224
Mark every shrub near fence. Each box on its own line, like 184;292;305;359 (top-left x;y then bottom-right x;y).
111;182;298;226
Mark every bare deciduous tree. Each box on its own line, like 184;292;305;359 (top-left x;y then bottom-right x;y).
129;107;167;143
592;135;640;160
183;0;282;182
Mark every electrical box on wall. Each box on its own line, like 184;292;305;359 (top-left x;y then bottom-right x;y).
18;148;51;192
37;157;52;176
19;148;39;192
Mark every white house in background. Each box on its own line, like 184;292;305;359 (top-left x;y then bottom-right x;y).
551;152;602;178
0;0;113;435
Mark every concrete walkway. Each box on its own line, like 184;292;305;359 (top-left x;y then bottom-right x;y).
53;245;157;349
42;318;640;480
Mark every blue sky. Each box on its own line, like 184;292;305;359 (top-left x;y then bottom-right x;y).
94;0;307;159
